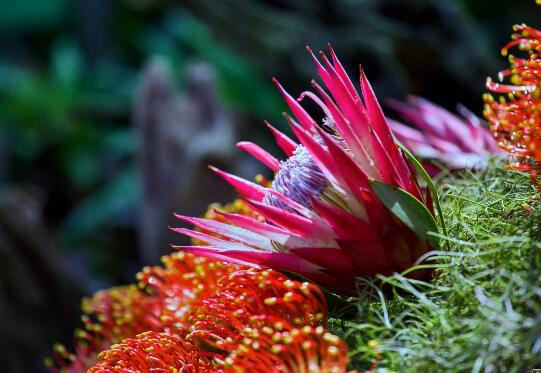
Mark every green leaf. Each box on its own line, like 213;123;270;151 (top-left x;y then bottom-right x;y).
397;142;448;238
370;179;440;249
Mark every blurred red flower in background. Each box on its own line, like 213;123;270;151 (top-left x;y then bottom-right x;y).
485;24;541;188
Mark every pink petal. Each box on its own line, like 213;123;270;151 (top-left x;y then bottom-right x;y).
306;46;333;93
209;166;266;201
174;214;274;251
246;199;337;244
310;81;376;177
178;246;334;280
328;43;361;107
217;211;305;246
171;227;252;251
390;121;441;158
237;141;280;172
319;53;373;151
314;126;385;223
410;96;476;152
368;124;397;185
360;68;417;193
310;197;379;242
389;119;425;144
273;77;316;131
176;246;260;267
425;135;463;154
388;98;444;137
335;240;392;277
265;121;298;157
291;247;354;272
297;91;333;120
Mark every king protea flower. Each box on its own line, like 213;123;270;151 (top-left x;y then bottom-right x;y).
173;46;436;293
388;97;500;173
484;24;541;187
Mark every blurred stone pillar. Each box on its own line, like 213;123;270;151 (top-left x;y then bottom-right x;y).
134;59;236;265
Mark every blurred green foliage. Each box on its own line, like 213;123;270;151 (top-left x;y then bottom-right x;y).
0;41;138;280
0;0;68;32
0;1;285;287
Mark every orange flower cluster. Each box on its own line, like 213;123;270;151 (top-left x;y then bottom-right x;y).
484;24;541;187
136;252;237;329
186;268;327;358
89;268;347;373
89;331;215;372
49;201;350;372
46;253;237;372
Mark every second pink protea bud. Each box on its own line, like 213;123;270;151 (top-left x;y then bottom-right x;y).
388;96;500;174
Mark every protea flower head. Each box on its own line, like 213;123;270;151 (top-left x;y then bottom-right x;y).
388;96;500;173
484;24;541;187
174;46;436;293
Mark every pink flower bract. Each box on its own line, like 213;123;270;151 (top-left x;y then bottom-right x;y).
174;46;434;294
389;96;499;173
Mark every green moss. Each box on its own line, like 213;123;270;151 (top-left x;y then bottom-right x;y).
333;164;541;372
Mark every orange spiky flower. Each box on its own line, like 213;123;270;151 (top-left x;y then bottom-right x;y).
88;331;215;373
221;317;349;373
46;285;164;372
136;252;239;329
88;269;348;372
47;253;238;372
48;201;252;372
186;268;327;354
51;200;351;372
484;24;541;188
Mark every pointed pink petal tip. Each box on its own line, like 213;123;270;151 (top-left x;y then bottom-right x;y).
265;120;298;157
327;42;336;56
207;165;266;201
236;141;281;172
305;46;321;65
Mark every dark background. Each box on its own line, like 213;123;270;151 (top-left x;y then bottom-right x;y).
0;0;538;371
